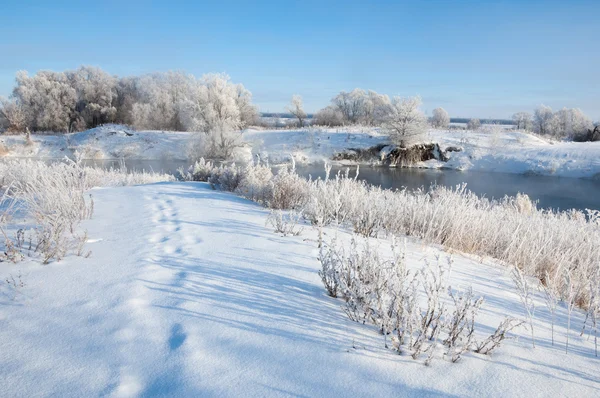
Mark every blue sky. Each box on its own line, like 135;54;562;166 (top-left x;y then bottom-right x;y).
0;0;598;119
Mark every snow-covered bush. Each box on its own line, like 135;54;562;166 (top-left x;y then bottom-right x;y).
316;234;518;363
475;318;524;355
431;108;450;128
467;118;481;130
268;166;310;210
313;105;345;127
266;209;304;236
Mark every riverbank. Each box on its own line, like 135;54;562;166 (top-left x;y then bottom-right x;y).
2;125;600;179
1;181;598;396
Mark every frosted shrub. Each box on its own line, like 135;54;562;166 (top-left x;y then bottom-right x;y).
207;164;244;192
191;160;600;309
269;166;310;210
475;318;524;355
444;287;483;362
0;159;174;264
317;235;518;364
237;162;273;204
266;209;304;236
183;158;215;182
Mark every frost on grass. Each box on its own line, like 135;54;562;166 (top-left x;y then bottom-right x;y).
0;159;174;264
316;235;520;364
190;158;600;312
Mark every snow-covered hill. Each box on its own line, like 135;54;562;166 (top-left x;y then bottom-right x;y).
0;182;598;397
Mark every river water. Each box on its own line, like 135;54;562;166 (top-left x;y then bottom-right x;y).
14;158;600;213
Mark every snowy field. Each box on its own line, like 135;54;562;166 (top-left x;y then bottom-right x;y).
0;182;599;397
2;124;600;178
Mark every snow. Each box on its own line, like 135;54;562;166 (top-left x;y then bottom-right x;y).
247;127;600;178
427;129;600;178
1;182;599;397
0;125;190;160
2;124;600;178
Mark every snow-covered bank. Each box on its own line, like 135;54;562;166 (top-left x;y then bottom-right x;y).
0;125;191;160
3;124;600;178
247;128;600;179
428;129;600;179
1;182;598;397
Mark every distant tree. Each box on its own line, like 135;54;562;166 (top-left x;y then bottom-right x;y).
467;118;481;130
512;112;532;131
363;90;391;125
431;107;450;128
286;95;307;127
553;108;593;139
314;105;345;126
533;105;556;136
0;97;28;132
379;96;427;147
330;88;390;125
4;66;257;137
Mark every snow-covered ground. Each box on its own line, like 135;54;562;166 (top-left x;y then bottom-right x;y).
0;125;190;160
2;124;600;178
246;127;600;178
428;129;600;178
1;182;598;397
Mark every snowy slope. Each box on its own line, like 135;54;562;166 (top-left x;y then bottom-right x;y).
0;183;598;397
427;129;600;178
0;125;191;160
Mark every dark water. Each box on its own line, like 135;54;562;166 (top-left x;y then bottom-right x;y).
292;164;600;213
10;158;600;213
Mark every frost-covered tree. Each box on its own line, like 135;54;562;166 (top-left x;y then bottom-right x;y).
286;94;307;127
379;96;427;147
66;66;118;129
183;73;245;159
314;105;345;126
5;66;257;136
512;112;532;131
431;107;450;128
363;90;391;125
332;89;366;124
554;108;593;139
533;105;557;136
329;88;390;125
235;84;258;129
467;118;481;130
12;70;78;132
0;97;28;132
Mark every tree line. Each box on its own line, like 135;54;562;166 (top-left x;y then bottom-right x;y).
0;66;258;134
